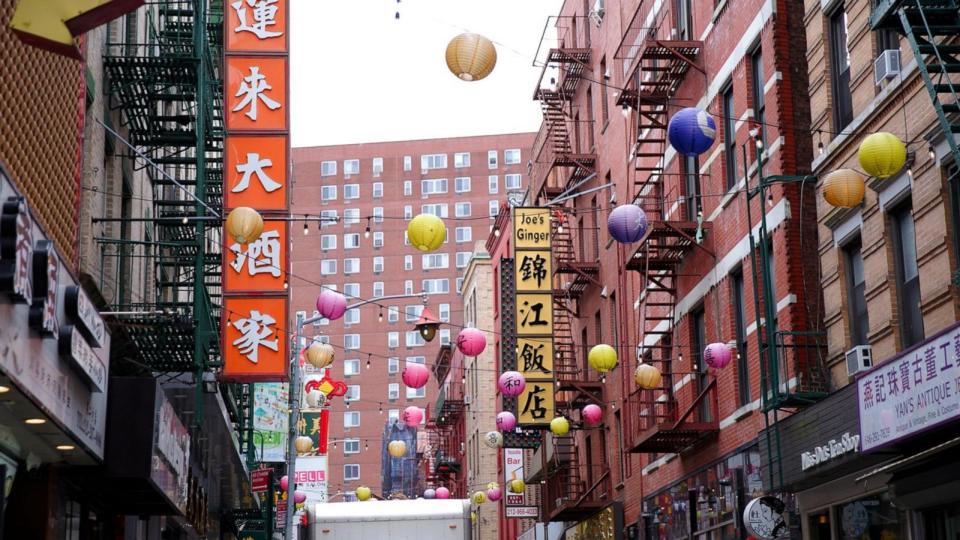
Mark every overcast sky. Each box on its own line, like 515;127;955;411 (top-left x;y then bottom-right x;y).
290;0;563;147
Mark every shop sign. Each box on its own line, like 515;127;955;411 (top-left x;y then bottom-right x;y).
506;506;539;518
151;391;190;513
225;0;288;54
0;196;33;302
276;499;287;529
858;322;960;451
743;496;788;539
512;208;551;250
251;467;271;493
253;383;289;461
58;325;107;393
504;448;525;507
800;432;860;471
294;456;327;505
65;285;106;347
29;240;58;336
223;296;289;381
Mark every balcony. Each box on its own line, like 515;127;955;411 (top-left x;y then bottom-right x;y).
624;377;719;453
540;436;612;522
533;15;592;103
529;118;596;203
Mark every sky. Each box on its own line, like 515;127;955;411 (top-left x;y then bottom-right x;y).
290;0;564;147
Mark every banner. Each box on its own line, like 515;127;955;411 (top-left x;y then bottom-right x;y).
295;455;328;505
253;383;289;462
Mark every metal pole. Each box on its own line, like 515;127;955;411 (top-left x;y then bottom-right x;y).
285;311;304;536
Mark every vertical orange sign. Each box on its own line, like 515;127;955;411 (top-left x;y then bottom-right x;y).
225;56;288;133
225;0;289;54
224;135;288;211
224;220;288;293
223;297;289;380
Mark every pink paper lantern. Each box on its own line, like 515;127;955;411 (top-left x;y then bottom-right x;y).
279;475;289;492
456;327;487;356
293;490;307;504
496;411;517;432
402;363;430;389
704;342;733;369
316;288;347;321
486;487;502;502
403;406;423;427
582;404;603;425
498;371;526;398
435;487;451;499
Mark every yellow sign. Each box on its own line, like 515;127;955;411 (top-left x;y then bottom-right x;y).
517;380;555;426
11;0;143;58
515;250;552;292
517;338;554;378
513;208;551;249
516;293;553;336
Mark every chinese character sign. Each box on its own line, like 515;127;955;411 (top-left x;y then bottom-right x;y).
517;338;554;379
516;294;554;336
225;57;287;132
517;380;556;426
224;220;287;293
515;251;552;292
226;0;288;53
223;297;288;380
225;135;288;211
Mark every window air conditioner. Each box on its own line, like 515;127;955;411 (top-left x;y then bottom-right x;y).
845;345;873;377
874;49;901;86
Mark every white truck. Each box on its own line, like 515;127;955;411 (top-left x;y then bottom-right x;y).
304;499;472;540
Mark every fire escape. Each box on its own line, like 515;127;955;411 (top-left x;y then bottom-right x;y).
425;345;465;495
615;4;718;454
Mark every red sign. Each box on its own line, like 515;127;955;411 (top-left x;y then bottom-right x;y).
251;467;271;493
276;499;287;529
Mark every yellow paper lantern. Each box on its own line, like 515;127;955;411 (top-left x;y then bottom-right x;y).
858;132;906;178
305;342;335;369
294;436;314;454
225;207;264;245
388;440;407;458
634;363;663;390
487;482;499;490
550;416;570;436
588;344;618;373
445;33;497;82
471;511;478;523
356;486;372;501
472;491;487;505
508;479;525;493
407;213;447;253
822;169;865;208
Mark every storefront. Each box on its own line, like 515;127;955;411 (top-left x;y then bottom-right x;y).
562;503;624;540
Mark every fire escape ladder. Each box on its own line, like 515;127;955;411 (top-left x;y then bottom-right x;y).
543;434;610;522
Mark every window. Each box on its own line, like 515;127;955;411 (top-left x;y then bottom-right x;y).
455;202;472;217
343;464;360;480
321;234;337;250
683;155;702;220
403;155;412;171
373;256;384;273
422;204;449;218
344;308;360;325
505;173;522;190
373;232;384;248
722;83;738;190
440;328;451;345
675;0;692;39
891;200;924;348
422;278;450;294
873;0;899;54
388;383;400;400
344;359;360;376
312;310;324;328
456;277;464;294
489;201;500;217
344;159;359;175
344;334;360;350
388;306;399;323
750;47;768;150
343;439;360;454
344;208;360;225
407;356;425;365
388;357;400;373
421;178;448;195
599;57;610;124
372;281;384;298
454;152;471;168
321;161;337;176
488;150;498;169
368;208;382;225
423;253;449;269
404;280;414;295
388;332;400;348
388;409;400;421
843;237;870;347
342;258;359;274
439;303;450;322
372;157;383;177
731;270;750;406
404;205;413;219
315;334;330;343
488;175;498;194
344;184;360;199
406;331;425;347
829;5;854;130
407;386;426;399
321;259;337;275
373;182;384;199
405;304;425;322
345;385;360;402
320;209;337;227
455;177;471;193
456;227;472;243
504;149;521;165
404;255;414;271
456;252;472;268
421;154;448;170
344;412;360;428
344;233;360;249
343;283;360;298
691;308;711;421
404;181;413;196
321;185;337;201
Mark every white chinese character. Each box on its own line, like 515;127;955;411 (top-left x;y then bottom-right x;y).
230;229;281;277
232;0;283;39
232;310;279;364
233;66;281;121
232;152;281;193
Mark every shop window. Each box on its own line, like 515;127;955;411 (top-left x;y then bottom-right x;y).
834;492;907;539
807;509;831;540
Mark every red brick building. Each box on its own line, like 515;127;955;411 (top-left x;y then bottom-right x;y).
291;133;533;498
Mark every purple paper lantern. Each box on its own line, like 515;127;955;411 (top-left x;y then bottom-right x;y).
496;411;517;432
486;487;503;502
424;488;436;499
436;487;451;499
402;363;430;389
582;404;603;425
498;371;526;398
293;490;307;504
403;406;423;427
607;204;649;244
668;107;717;157
315;288;347;321
704;342;733;369
456;327;487;356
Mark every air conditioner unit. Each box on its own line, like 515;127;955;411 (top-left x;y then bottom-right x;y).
874;49;901;86
846;345;873;377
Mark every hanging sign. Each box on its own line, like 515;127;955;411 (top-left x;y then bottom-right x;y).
223;297;289;381
504;447;525;507
743;496;788;539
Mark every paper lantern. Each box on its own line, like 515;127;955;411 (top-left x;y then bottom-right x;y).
498;371;526;398
279;475;289;492
293;491;307;504
316;288;347;321
456;327;487;356
859;132;906;178
436;487;451;499
472;491;487;505
508;479;525;493
588;344;618;373
445;33;497;82
486;486;502;502
225;207;264;245
496;411;517;432
402;363;430;389
295;436;314;454
668;107;717;156
305;389;325;408
582;404;603;425
704;342;733;369
487;482;499;491
635;363;663;390
402;406;423;427
407;213;447;253
822;169;865;208
471;511;478;524
305;342;335;369
607;204;649;244
424;488;436;499
550;417;570;436
356;486;372;501
388;440;407;458
483;431;503;448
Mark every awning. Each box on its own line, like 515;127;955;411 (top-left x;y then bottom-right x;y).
854;434;960;482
